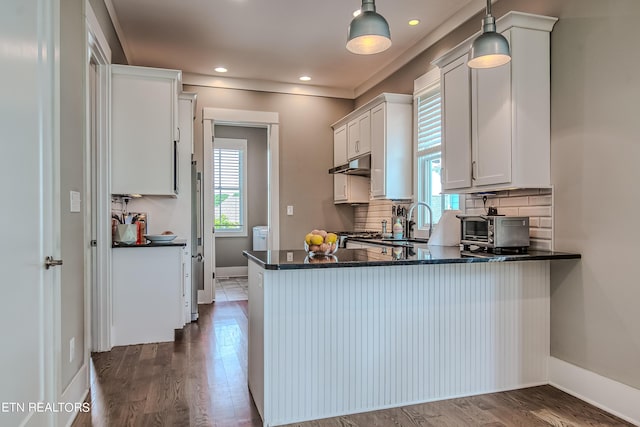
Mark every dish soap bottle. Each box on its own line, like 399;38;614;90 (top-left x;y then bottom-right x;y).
392;218;403;240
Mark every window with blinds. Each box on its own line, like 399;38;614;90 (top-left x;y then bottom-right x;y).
213;138;247;235
415;80;459;228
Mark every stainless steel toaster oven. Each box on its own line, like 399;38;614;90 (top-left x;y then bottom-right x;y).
457;215;530;253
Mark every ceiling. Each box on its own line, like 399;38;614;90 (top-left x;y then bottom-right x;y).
105;0;487;98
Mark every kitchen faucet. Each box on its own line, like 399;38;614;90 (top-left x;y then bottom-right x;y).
406;202;433;239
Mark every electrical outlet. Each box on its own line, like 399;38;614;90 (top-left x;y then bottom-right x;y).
286;252;294;262
69;337;75;363
287;205;294;216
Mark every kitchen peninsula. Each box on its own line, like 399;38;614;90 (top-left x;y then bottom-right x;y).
243;246;580;426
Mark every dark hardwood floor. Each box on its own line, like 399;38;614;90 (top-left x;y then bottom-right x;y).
73;301;632;427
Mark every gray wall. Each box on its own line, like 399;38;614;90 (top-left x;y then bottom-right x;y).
359;0;640;390
60;0;86;389
214;125;268;267
184;85;356;250
87;0;127;64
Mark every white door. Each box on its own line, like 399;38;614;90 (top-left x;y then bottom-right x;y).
0;0;59;426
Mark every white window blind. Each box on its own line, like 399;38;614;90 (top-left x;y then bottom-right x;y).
415;76;459;230
213;138;247;235
417;87;442;152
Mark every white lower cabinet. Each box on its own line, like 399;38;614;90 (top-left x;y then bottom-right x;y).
112;246;184;346
345;241;379;249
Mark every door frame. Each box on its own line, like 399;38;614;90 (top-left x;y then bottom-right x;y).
202;108;279;303
85;1;112;352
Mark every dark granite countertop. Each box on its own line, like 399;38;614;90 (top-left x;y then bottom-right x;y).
243;245;580;270
112;239;187;248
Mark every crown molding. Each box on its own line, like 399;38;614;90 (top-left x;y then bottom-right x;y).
182;73;355;99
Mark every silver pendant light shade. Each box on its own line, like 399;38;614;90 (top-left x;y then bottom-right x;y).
468;0;511;68
346;0;391;55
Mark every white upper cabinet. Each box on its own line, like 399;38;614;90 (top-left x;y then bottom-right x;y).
333;124;369;204
434;12;557;193
111;65;181;196
333;93;413;201
441;55;472;190
334;124;348;166
347;111;371;160
370;99;412;200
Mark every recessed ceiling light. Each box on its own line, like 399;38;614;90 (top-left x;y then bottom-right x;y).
408;19;420;26
299;76;311;82
353;9;361;17
214;67;228;73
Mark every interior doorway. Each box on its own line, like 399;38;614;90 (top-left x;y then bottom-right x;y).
202;108;280;303
86;3;112;352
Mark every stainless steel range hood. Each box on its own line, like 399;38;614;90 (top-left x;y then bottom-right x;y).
328;154;371;176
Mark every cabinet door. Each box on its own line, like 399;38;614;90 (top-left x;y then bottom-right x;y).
441;56;472;190
334;174;369;204
333;124;347;166
347;110;371;159
111;66;179;195
472;62;512;187
334;174;348;202
370;103;385;197
357;111;371;154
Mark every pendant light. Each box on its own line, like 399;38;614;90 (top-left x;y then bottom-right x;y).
346;0;391;55
468;0;511;68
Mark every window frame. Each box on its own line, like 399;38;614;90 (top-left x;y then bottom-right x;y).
413;69;460;238
213;137;248;238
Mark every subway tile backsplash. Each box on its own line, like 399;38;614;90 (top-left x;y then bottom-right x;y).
354;188;554;250
465;188;553;250
354;200;409;233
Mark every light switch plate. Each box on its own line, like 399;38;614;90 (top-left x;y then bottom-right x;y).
287;205;294;216
70;191;81;212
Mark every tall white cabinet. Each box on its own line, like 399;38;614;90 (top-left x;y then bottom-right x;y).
111;65;181;195
434;12;557;193
370;99;412;200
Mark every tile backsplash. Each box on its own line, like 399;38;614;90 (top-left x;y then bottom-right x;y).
353;188;554;250
354;200;409;233
465;188;553;250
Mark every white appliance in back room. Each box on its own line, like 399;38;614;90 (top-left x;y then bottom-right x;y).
253;225;268;250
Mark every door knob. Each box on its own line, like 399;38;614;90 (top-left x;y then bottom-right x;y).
44;256;63;269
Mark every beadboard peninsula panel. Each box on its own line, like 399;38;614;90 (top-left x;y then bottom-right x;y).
249;261;551;426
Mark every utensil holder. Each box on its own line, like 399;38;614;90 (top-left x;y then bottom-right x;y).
115;224;137;244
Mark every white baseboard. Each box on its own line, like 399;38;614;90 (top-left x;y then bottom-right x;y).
60;362;90;427
549;357;640;425
216;266;248;278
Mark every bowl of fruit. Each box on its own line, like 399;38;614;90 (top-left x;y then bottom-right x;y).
304;229;338;257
